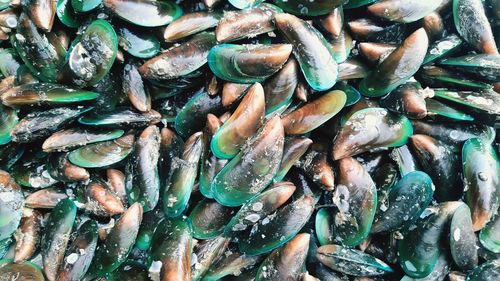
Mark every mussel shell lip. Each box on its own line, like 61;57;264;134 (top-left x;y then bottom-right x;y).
103;0;183;27
425;98;474;121
423;34;463;65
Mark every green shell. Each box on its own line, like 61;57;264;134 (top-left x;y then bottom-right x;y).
63;19;118;87
0;105;17;145
0;171;24;241
208;44;292;84
117;25;160;59
212;117;284;207
68;133;134;168
13;13;67;83
1;83;99;108
41;199;77;281
72;0;102;12
274;0;342;16
0;259;44;281
189;199;235;239
228;0;265;9
56;0;80;28
371;171;434;233
0;48;20;77
239;196;315;256
316;244;393;276
479;212;500;253
104;0;182;27
315;208;335;246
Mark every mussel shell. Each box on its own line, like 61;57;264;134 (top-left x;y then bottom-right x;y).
0;170;24;241
274;0;342;16
210;83;265;159
11;106;91;143
103;0;182;27
423;33;463;65
57;220;98;281
191;236;230;280
41;198;77;281
61;19;118;87
479;211;500;253
203;252;261;281
409;134;463;202
25;187;68;209
149;217;192;281
371;171;433;233
1;83;99;108
164;11;220;42
462;138;500;231
68;132;134;168
223;181;296;237
367;0;444;23
42;128;124;152
453;0;498;54
316;244;393;276
359;28;429;97
275;13;338;91
465;259;500;281
208;43;293;84
117;24;160;59
282;90;346;135
216;4;281;43
0;48;20;77
56;0;79;28
139;32;216;81
79;107;161;128
71;0;101;12
163;132;202;217
13;13;66;83
439;54;500;82
274;137;312;183
189;199;235;239
263;58;299;115
0;104;18;145
333;157;377;246
0;259;44;281
228;0;264;9
449;204;478;270
47;152;90;182
256;233;310;280
174;87;224;138
14;209;41;263
239;195;314;256
89;203;143;276
398;202;461;278
331;107;413;160
212;116;284;207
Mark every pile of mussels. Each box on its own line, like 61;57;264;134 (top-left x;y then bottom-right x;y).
0;0;498;280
